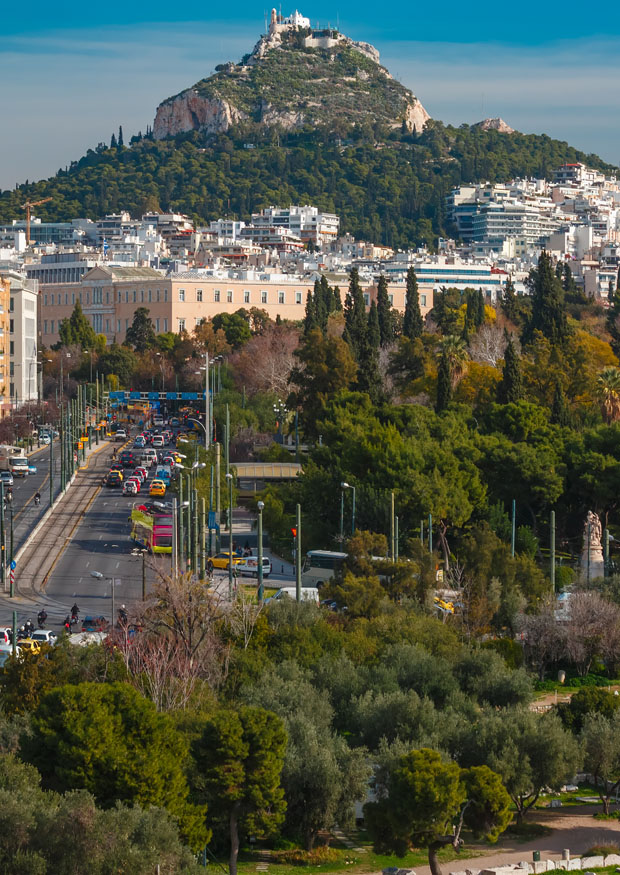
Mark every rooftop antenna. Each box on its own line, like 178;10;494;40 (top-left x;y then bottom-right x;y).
264;10;268;33
336;12;339;30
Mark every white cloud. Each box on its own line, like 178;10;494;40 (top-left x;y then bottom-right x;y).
1;29;618;191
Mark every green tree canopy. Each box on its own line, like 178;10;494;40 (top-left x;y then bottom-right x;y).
125;306;156;352
97;342;138;386
57;301;98;350
403;267;424;340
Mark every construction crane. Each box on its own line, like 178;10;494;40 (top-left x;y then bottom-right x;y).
20;197;52;246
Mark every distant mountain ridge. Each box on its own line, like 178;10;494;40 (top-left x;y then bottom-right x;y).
153;9;430;139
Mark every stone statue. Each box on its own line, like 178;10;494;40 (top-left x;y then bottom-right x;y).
581;510;604;581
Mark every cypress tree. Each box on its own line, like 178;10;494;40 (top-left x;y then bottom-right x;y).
357;333;382;403
344;268;367;360
304;289;317;335
475;289;485;327
435;352;452;413
367;301;380;349
110;132;117;149
403;267;423;340
498;337;523;404
551;379;571;426
376;275;394;346
523;250;569;346
502;277;518;323
332;286;343;312
118;126;124;148
315;277;329;332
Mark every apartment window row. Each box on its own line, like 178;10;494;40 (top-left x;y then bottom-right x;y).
193;289;306;305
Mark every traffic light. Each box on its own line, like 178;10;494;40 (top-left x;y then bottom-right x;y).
291;528;297;538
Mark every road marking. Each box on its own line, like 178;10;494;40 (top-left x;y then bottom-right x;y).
115;561;119;569
79;577;82;584
98;534;103;540
85;561;89;567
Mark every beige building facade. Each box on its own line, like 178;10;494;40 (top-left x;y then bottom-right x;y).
38;265;434;346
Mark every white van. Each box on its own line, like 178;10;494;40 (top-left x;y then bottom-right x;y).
141;449;157;468
237;556;272;578
267;587;319;603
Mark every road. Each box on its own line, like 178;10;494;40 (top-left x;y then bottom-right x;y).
9;442;63;554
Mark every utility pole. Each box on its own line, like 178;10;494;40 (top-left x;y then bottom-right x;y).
295;503;301;602
179;477;184;570
142;551;146;601
172;497;178;578
428;513;433;554
227;473;234;599
215;442;221;552
390;491;395;561
395;515;399;562
550;510;556;591
193;488;199;573
225;405;230;475
604;527;610;577
0;482;5;591
511;499;516;558
200;497;206;581
257;499;264;604
49;426;53;508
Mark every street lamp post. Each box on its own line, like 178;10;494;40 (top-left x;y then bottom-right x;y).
340;482;355;539
257;500;265;604
226;472;233;599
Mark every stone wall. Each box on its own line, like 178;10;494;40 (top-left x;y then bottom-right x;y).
450;855;620;875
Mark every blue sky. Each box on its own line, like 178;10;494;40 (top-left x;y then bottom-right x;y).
1;4;619;191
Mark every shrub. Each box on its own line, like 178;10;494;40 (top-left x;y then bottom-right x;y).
274;847;342;865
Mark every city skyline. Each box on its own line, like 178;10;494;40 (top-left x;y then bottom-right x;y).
1;7;619;191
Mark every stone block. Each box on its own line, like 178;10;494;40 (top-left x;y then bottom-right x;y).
566;861;582;871
534;864;549;874
519;863;534;874
555;862;569;870
582;859;604;870
605;858;620;868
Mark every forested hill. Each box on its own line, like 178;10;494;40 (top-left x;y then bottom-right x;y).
1;122;616;249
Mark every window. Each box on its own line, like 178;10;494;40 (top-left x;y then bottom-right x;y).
44;320;48;334
261;290;268;304
420;294;427;307
79;293;82;303
178;318;185;333
163;319;168;332
227;290;233;303
117;320;121;333
363;293;370;306
125;319;129;330
125;291;129;303
388;294;394;306
164;289;168;302
92;287;103;304
244;290;250;304
118;291;122;303
50;293;54;306
197;289;203;302
44;294;48;306
92;313;103;332
9;320;13;334
278;291;285;304
214;289;220;303
179;289;185;302
140;290;144;302
50;320;54;333
9;298;14;313
106;292;110;304
65;293;69;305
156;289;160;302
86;292;90;305
105;319;110;333
155;318;160;332
9;342;14;356
133;290;136;303
72;293;75;305
295;291;302;304
148;289;152;302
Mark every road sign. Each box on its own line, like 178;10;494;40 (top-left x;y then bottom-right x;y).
9;560;16;570
77;442;83;450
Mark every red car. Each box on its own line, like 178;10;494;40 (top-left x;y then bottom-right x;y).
126;476;141;493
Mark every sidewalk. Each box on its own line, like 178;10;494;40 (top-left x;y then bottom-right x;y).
0;439;113;616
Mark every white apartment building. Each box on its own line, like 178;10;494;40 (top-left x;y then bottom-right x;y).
4;273;38;405
250;206;340;246
471;201;563;250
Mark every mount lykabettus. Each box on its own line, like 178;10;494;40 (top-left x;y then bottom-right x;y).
153;11;430;139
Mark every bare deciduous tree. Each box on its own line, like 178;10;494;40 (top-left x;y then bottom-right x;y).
565;590;620;676
517;599;567;680
225;591;264;650
468;323;508;367
231;324;300;396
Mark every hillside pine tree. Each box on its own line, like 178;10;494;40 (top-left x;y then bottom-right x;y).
551;378;571;426
403;267;424;340
118;126;124;148
367;300;381;350
498;337;523;403
523;251;569;346
376;275;394;346
304;290;317;335
501;277;518;323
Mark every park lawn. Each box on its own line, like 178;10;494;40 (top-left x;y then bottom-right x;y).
238;583;279;602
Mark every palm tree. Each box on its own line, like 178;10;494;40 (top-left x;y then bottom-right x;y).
597;367;620;424
438;335;469;388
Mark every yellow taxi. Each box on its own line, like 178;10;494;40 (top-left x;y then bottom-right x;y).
208;551;245;570
149;479;166;497
18;638;42;656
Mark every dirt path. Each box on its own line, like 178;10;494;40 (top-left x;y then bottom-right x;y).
402;806;620;875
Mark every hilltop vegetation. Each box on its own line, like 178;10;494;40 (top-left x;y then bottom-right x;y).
0;122;614;248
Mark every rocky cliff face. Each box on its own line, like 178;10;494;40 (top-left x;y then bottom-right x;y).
153;21;430;140
153;92;247;139
474;117;515;134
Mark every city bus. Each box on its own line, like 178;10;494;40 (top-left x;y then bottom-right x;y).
301;550;347;588
130;506;172;554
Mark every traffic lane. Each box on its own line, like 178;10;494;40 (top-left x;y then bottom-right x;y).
11;458;63;552
44;480;157;629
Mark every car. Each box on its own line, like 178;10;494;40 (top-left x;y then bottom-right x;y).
0;472;13;487
152;435;164;448
237;555;273;578
119;451;134;468
208;552;246;571
109;463;124;475
115;429;128;442
28;465;37;475
149;480;166;497
0;628;12;645
31;629;57;646
81;615;108;633
123;480;138;495
170;417;180;427
133;436;146;449
134;466;148;481
17;638;42;655
39;434;51;445
126;477;141;493
106;472;123;487
131;468;146;483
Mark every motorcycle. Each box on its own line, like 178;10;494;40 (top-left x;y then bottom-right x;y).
34;494;41;506
37;611;48;628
